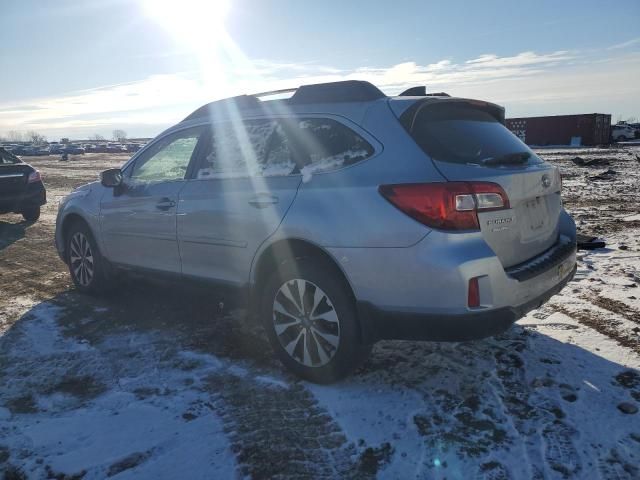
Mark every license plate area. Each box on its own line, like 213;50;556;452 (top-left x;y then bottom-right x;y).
520;197;549;241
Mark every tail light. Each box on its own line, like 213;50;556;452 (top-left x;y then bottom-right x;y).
379;182;509;231
27;170;42;183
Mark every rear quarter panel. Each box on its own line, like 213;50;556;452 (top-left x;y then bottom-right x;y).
279;102;447;248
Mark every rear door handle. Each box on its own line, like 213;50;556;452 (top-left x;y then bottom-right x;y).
156;198;176;210
248;194;279;209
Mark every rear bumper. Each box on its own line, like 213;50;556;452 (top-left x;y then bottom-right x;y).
0;182;46;213
359;263;576;343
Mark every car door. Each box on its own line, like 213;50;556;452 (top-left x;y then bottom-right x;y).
100;125;205;273
177;119;301;286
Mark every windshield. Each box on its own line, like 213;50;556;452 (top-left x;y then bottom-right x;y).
408;103;542;165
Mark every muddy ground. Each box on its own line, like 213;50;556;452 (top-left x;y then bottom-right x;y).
1;149;639;479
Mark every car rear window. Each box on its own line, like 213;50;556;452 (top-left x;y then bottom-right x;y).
407;103;541;165
0;149;21;164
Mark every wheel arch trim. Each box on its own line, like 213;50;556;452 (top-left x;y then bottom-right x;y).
248;237;366;342
58;211;100;263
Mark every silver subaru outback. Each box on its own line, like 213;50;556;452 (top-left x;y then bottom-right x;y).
55;80;577;383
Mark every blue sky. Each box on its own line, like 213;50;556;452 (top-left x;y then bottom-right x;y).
2;0;639;139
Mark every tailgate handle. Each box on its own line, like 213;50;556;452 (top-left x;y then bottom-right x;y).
156;198;176;210
249;194;279;209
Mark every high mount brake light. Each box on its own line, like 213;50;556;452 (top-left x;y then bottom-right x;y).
27;170;42;183
379;182;510;231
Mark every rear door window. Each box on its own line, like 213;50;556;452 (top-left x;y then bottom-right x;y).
408;103;541;165
197;120;277;179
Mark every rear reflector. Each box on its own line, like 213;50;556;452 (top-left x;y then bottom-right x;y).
379;182;509;231
468;277;480;308
27;170;42;183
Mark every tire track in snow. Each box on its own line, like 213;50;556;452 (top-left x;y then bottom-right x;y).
551;303;640;354
587;295;640;326
204;374;375;479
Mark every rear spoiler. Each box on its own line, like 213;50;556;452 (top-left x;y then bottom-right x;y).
398;97;506;132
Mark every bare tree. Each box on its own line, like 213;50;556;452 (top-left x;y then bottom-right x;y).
89;133;105;141
7;130;23;142
112;129;127;142
26;130;47;145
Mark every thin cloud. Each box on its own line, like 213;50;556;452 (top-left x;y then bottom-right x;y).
1;49;638;139
607;37;640;50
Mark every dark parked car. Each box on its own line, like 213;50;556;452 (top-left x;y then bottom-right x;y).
0;147;46;221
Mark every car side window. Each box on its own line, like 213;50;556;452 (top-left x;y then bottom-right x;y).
194;117;373;180
197;120;278;179
278;117;374;178
262;122;296;176
130;127;203;183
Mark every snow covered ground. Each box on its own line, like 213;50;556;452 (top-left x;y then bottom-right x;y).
1;147;639;479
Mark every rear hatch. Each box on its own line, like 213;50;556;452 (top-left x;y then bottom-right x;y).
400;99;562;268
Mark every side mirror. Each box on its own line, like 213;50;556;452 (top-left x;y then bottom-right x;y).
100;168;123;188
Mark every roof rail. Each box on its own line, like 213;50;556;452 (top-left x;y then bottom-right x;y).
399;86;426;96
398;86;450;97
181;95;261;122
252;87;297;99
289;80;385;104
181;80;386;123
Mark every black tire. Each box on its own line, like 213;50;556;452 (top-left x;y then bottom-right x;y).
22;206;40;222
65;221;114;294
260;258;371;383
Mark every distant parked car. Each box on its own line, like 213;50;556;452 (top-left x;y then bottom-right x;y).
63;145;85;155
611;124;636;141
20;146;49;156
0;147;46;221
10;146;28;155
105;143;127;153
125;143;142;152
49;144;65;154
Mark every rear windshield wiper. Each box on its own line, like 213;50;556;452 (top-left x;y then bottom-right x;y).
481;152;530;166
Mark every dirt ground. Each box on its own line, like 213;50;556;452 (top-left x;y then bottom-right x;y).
1;149;640;479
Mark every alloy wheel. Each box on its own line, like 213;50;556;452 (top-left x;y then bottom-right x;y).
273;279;341;368
69;232;94;287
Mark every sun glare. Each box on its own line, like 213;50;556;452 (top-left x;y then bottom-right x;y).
143;0;231;48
